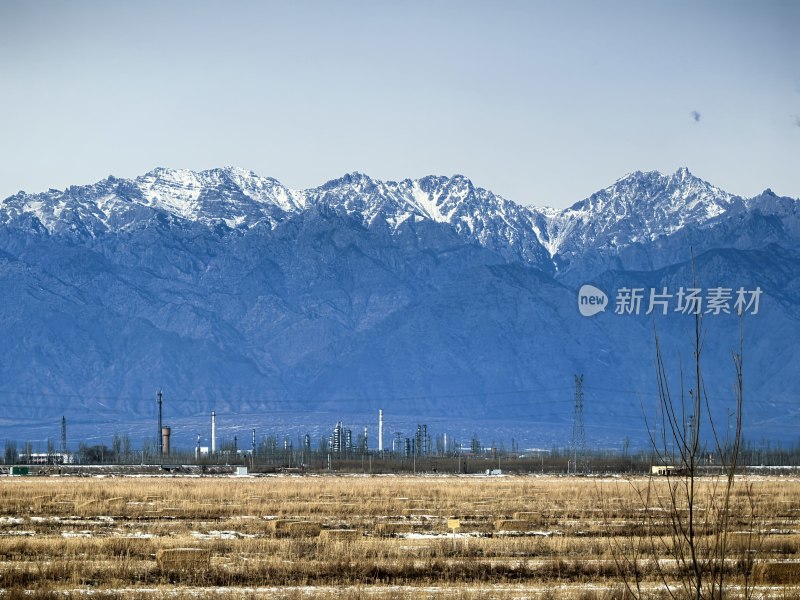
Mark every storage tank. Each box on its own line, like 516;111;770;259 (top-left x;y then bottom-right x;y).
161;426;171;456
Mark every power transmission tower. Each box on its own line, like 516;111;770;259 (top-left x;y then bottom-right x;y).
570;374;588;474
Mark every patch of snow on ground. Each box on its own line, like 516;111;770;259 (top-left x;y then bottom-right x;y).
0;517;24;524
191;530;257;540
61;531;93;538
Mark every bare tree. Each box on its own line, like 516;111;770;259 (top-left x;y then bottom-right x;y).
609;263;757;599
3;440;17;464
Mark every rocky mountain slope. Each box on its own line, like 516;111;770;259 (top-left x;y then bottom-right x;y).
1;167;797;449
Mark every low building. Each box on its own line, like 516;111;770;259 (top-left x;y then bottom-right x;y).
17;452;74;465
651;465;685;476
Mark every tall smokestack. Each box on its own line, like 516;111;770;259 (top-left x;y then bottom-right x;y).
157;390;163;455
211;411;216;455
378;409;383;452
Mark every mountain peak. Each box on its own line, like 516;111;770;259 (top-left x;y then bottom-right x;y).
340;171;373;184
448;173;473;184
606;167;723;200
616;167;698;186
216;165;256;177
318;171;378;191
538;167;743;261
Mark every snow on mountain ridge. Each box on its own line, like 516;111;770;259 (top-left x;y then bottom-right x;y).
2;167;793;269
0;167;309;233
532;167;744;258
134;166;306;224
313;173;556;267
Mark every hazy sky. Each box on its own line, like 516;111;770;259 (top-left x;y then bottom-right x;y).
1;0;798;208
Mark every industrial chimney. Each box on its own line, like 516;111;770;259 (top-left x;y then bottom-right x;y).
378;409;384;452
211;411;216;455
157;389;163;455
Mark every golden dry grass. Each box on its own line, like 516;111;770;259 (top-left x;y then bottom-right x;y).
0;474;798;598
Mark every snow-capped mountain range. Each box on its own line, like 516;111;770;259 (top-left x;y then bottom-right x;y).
2;167;554;270
0;167;797;448
4;166;796;276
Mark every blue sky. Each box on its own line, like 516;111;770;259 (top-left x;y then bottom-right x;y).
1;0;798;207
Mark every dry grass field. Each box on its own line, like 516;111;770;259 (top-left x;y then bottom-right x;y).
0;474;798;599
